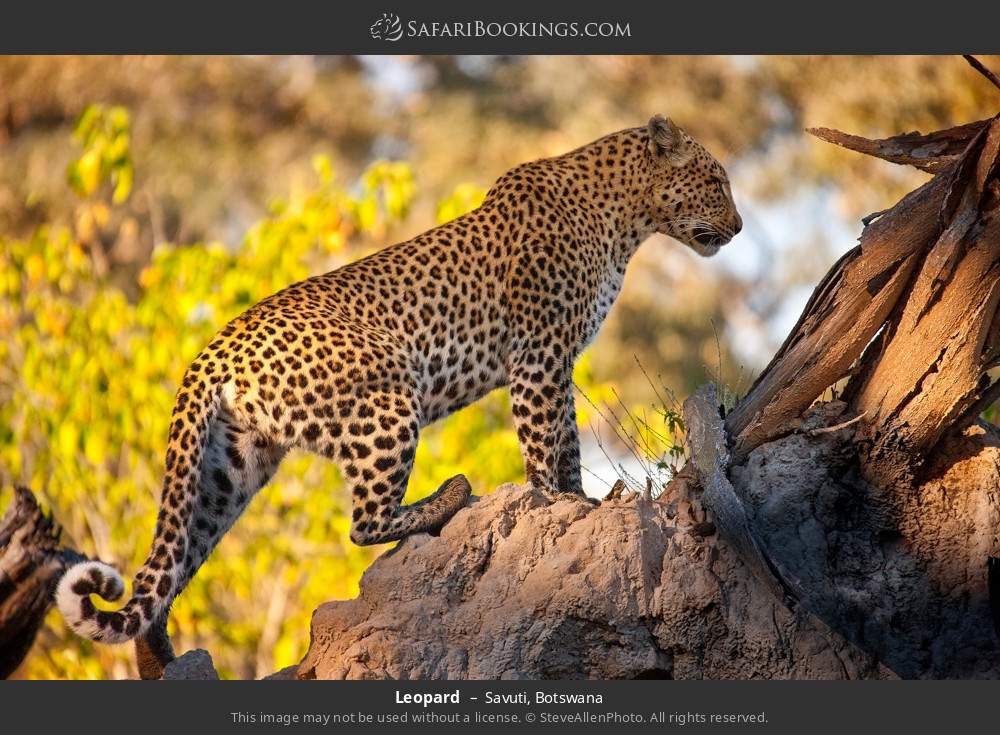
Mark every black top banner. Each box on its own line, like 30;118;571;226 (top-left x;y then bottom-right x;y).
2;0;999;54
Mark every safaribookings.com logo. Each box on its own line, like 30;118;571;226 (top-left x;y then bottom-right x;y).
370;13;404;41
369;13;631;42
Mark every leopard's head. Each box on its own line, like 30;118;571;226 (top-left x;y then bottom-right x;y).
644;115;742;257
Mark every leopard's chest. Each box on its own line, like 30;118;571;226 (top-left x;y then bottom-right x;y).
579;261;627;349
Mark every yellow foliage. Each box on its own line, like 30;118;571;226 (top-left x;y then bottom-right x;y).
65;105;133;203
435;182;487;224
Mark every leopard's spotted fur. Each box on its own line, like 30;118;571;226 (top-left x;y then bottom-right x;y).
56;116;740;678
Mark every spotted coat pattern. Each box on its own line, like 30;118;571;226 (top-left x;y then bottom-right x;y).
55;115;741;678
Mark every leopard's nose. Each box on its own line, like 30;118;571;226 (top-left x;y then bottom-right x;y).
732;213;743;235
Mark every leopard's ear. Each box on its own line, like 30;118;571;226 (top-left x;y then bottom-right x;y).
648;115;692;166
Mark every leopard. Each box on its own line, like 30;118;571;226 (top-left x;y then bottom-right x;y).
56;115;741;678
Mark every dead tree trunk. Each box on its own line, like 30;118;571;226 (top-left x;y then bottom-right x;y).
0;487;82;678
706;56;1000;678
725;110;1000;471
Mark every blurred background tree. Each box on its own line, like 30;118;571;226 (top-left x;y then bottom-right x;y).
1;55;998;679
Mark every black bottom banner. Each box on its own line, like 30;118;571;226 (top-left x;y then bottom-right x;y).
0;680;994;734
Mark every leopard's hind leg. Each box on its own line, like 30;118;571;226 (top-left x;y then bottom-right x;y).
312;385;471;546
134;405;286;679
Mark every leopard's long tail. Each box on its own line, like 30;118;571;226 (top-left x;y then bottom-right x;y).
56;378;222;644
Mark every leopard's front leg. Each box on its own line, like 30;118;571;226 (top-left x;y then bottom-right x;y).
508;354;581;494
555;384;585;495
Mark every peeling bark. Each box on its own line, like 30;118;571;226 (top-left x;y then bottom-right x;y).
728;103;1000;486
0;487;81;678
808;119;989;173
849;119;1000;486
724;171;945;462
